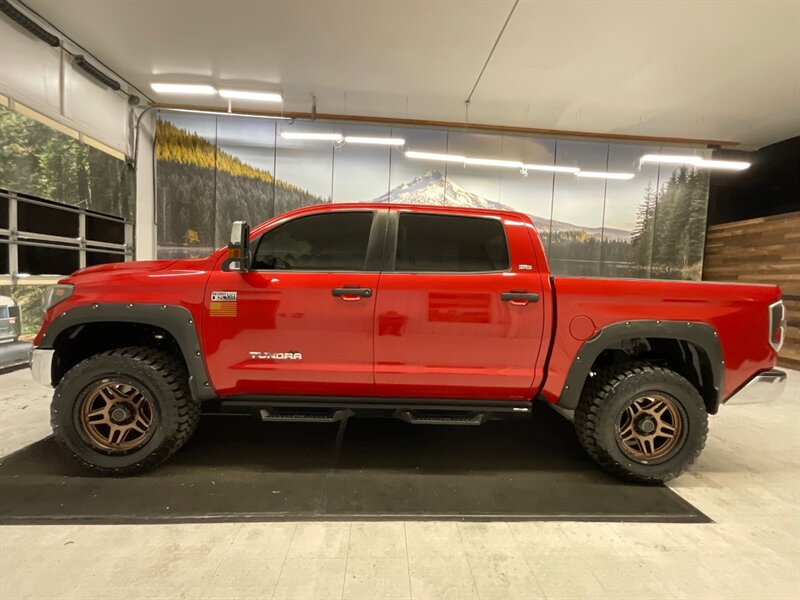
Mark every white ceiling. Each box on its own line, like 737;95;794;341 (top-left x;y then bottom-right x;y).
24;0;800;149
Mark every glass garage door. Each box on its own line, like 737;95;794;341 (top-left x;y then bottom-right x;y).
0;189;133;337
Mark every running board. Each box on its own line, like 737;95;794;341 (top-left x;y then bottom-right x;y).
212;396;532;425
393;410;488;426
259;408;353;423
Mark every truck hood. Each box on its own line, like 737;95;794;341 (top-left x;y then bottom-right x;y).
62;257;217;284
71;260;177;277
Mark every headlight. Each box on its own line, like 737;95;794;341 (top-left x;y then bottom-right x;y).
43;284;74;313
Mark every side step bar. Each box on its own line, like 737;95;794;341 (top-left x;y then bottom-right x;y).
259;408;353;423
212;396;533;426
393;410;488;426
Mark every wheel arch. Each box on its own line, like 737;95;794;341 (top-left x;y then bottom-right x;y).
557;320;723;414
39;303;216;401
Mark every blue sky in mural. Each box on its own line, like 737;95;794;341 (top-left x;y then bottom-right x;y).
161;112;675;233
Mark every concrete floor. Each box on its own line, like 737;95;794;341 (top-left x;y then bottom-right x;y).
0;366;798;600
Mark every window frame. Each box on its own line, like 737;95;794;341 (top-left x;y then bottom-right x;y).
385;210;511;274
248;209;387;273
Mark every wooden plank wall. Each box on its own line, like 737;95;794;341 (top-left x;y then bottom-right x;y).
703;211;800;369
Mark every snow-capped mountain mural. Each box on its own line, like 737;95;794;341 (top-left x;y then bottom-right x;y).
373;171;631;241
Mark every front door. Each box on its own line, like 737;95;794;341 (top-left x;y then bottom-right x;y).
203;209;384;397
374;210;545;400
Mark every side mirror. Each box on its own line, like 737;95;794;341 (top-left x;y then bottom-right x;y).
227;221;250;271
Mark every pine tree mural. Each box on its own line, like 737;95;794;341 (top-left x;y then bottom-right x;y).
155;118;325;255
632;167;709;280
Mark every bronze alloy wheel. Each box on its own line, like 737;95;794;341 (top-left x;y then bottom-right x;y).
615;393;685;464
78;379;156;453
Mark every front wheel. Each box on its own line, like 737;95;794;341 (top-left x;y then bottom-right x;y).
574;362;708;483
51;346;200;476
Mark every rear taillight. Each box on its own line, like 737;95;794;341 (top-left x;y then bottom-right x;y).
769;300;786;352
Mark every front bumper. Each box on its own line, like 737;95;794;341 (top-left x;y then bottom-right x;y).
30;348;55;387
726;369;787;405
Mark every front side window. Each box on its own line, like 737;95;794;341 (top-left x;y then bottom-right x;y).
252;212;374;271
395;213;509;272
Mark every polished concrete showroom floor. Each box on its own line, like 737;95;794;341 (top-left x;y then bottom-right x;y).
1;367;798;600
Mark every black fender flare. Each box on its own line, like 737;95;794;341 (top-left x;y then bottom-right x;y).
39;303;216;401
556;320;723;412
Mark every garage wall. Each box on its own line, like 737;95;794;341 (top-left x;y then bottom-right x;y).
703;212;800;369
155;111;714;280
703;136;800;369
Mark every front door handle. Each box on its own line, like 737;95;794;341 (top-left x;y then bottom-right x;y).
332;287;372;301
500;291;539;305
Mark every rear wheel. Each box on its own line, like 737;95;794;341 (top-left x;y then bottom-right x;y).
574;362;708;483
51;346;199;476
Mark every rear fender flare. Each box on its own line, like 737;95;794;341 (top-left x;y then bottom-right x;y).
556;320;723;412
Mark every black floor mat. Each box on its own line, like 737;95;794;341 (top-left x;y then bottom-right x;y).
0;403;708;523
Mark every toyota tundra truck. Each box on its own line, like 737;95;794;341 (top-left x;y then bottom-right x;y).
30;204;787;482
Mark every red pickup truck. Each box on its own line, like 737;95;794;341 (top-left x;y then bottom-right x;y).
31;204;786;482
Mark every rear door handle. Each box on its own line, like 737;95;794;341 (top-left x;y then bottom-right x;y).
332;287;372;300
500;291;539;305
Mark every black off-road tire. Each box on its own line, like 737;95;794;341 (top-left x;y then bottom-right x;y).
51;346;200;476
574;361;708;484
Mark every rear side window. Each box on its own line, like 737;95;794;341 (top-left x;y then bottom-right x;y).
395;213;509;272
252;212;374;271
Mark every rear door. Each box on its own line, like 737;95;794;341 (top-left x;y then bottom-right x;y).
374;210;545;400
203;209;386;397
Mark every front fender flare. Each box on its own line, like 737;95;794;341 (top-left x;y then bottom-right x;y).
38;303;216;401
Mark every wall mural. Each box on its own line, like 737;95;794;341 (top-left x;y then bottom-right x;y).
155;112;709;279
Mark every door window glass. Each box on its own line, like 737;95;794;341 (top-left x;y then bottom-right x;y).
395;213;509;272
252;211;374;271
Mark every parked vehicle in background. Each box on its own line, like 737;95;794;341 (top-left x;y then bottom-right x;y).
30;204;786;482
0;295;21;343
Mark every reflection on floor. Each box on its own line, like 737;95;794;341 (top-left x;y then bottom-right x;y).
0;367;798;599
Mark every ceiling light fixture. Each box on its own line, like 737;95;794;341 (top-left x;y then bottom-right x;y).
463;157;522;168
281;132;344;142
150;83;216;95
405;151;466;162
695;159;750;171
640;154;702;166
523;164;581;174
576;171;635;180
640;154;750;171
345;136;405;146
219;89;282;102
406;151;580;174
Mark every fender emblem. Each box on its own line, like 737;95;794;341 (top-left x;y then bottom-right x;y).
249;351;303;360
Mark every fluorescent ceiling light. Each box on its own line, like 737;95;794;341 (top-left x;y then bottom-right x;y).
576;171;635;180
523;163;580;174
640;154;750;171
150;83;216;95
345;136;405;146
281;132;344;142
640;154;703;165
696;159;750;171
219;89;282;102
463;157;522;168
405;151;466;162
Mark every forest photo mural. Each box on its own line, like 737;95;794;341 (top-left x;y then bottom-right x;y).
155;111;710;279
